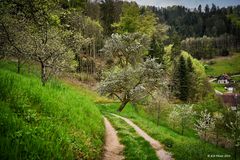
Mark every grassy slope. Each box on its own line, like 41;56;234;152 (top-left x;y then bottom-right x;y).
98;103;236;160
0;61;104;160
205;54;240;76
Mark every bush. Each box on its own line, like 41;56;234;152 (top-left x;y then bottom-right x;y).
163;138;174;148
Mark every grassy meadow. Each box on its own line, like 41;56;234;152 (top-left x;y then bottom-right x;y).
0;61;104;159
205;53;240;76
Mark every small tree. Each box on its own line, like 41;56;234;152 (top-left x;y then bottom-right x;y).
168;108;179;130
99;59;166;112
28;26;75;86
195;109;215;142
170;104;195;135
226;110;240;160
1;15;31;73
148;90;169;125
213;112;224;146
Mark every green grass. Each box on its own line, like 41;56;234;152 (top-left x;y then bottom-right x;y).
232;75;240;82
211;82;226;93
0;60;104;160
98;103;237;160
105;114;158;160
205;54;240;76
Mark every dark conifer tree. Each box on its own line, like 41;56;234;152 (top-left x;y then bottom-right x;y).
178;55;188;101
149;37;165;63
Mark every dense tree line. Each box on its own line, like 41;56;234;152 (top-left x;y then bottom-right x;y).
181;34;238;59
149;4;240;38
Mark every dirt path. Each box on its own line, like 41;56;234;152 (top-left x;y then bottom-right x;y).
112;114;173;160
103;117;124;160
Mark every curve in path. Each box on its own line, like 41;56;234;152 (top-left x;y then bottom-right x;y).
103;117;124;160
111;114;174;160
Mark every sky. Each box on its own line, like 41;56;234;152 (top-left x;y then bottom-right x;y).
126;0;240;8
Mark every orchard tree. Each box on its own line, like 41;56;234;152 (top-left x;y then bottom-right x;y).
148;90;169;125
212;112;224;146
27;25;75;86
20;0;75;86
101;33;150;68
195;109;215;142
169;104;195;135
99;59;166;112
1;15;31;73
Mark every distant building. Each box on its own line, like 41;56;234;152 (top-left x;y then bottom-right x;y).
220;93;240;110
225;84;234;93
217;74;231;84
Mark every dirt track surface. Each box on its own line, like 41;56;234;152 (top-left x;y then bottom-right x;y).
112;114;174;160
103;117;124;160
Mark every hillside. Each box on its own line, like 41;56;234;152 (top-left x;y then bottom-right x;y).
0;61;104;160
204;53;240;77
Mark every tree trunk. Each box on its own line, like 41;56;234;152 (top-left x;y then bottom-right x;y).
41;62;47;86
157;104;160;126
216;131;219;146
17;58;21;74
181;120;184;135
118;101;128;112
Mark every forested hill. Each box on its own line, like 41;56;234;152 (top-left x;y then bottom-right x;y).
149;5;240;38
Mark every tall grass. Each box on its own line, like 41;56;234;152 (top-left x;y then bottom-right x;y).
0;61;104;160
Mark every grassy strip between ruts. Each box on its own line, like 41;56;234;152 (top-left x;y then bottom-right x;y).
105;113;158;160
0;61;104;160
98;103;237;160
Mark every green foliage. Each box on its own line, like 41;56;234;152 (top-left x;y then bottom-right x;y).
178;55;188;101
181;35;234;59
105;114;159;160
163;138;174;148
0;62;104;159
148;37;165;63
113;3;157;37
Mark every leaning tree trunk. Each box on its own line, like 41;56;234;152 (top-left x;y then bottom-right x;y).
118;100;128;112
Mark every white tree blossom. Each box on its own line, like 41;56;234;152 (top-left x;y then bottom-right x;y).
101;32;150;68
99;58;166;112
169;104;195;135
195;109;215;141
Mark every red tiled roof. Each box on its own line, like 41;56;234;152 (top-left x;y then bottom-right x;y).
220;94;240;107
